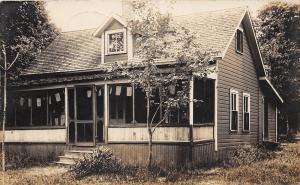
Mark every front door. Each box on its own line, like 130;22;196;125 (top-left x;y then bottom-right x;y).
75;86;95;146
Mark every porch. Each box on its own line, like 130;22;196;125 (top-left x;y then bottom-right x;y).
3;77;216;150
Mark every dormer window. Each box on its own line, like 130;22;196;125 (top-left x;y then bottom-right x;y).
105;29;127;55
236;28;243;54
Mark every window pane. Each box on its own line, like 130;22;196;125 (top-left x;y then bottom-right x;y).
244;112;249;131
68;88;74;120
231;111;238;130
194;79;214;124
77;87;93;120
135;87;147;124
48;89;65;126
109;84;133;124
32;91;48;126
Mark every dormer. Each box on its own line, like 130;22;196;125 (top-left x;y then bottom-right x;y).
93;14;133;64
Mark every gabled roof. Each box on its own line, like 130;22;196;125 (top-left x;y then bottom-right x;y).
22;29;102;75
174;7;246;57
23;7;248;75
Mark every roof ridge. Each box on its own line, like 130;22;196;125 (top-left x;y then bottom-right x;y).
61;28;97;33
174;6;248;17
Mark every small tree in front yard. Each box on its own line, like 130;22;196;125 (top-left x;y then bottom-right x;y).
111;0;215;168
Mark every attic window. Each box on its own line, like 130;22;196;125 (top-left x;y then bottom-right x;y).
236;29;243;54
105;29;127;55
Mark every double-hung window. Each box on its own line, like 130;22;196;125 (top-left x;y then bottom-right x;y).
230;89;239;131
243;93;250;132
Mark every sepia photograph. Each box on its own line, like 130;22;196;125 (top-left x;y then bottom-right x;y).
0;0;299;184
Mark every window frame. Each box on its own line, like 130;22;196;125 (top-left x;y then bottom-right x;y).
236;28;243;54
105;28;127;55
230;89;239;132
242;93;250;132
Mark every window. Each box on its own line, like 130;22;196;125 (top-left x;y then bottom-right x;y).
243;93;250;132
230;89;239;131
105;29;127;55
7;89;65;127
109;84;133;124
193;78;215;124
236;29;243;53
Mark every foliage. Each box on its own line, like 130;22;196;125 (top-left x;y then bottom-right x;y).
70;146;127;179
0;151;56;169
0;1;59;78
2;143;300;184
256;1;300;114
221;143;300;185
226;145;276;167
111;0;215;168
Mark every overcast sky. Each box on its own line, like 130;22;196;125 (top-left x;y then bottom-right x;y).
45;0;296;32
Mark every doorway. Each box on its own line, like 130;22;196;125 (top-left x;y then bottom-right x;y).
68;85;104;146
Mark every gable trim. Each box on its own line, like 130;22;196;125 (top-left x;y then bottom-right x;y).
259;77;284;103
93;14;128;37
220;8;247;59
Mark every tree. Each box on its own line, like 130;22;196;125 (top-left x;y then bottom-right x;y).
0;1;59;172
111;0;214;168
0;1;59;77
256;1;300;133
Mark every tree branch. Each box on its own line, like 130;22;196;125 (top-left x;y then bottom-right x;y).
152;108;170;133
7;52;19;71
150;103;161;127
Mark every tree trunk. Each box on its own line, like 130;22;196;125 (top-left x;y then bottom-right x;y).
2;61;6;172
146;91;153;169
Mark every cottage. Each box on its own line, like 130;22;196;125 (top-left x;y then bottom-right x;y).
4;7;283;167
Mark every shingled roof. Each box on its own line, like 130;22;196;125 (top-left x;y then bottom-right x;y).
22;7;247;75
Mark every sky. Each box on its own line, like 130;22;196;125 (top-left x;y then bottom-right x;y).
45;0;297;32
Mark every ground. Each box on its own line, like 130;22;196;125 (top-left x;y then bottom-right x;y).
1;142;300;185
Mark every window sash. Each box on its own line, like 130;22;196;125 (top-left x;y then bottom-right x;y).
243;93;250;131
236;29;243;53
230;89;239;131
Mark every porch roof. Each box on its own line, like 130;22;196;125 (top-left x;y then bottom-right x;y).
22;7;247;76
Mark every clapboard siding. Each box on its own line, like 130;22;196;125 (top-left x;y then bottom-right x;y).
268;101;276;142
217;21;260;150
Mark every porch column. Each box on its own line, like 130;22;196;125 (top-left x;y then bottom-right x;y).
104;84;109;144
64;87;69;143
188;76;194;167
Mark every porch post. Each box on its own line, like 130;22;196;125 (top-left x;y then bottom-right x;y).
189;76;194;167
104;84;109;144
64;87;69;144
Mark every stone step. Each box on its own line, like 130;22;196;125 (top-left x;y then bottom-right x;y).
56;148;95;165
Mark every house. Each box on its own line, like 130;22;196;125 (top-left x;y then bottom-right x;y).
3;7;283;167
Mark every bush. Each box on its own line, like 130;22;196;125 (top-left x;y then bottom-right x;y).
221;144;300;184
6;151;56;169
70;146;126;179
226;145;275;167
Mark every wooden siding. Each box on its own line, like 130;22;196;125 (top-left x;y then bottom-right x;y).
1;129;66;143
108;127;190;142
268;101;277;142
193;126;214;141
5;143;70;158
217;21;260;150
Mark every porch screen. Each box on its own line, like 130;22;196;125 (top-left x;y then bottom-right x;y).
109;84;133;124
193;79;215;124
7;89;65;127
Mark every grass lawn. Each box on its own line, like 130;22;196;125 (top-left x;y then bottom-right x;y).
1;142;300;185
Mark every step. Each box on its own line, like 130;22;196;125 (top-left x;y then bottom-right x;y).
56;156;81;165
64;150;93;158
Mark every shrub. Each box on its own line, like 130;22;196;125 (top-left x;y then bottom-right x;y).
70;146;126;179
6;151;56;169
226;145;275;167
